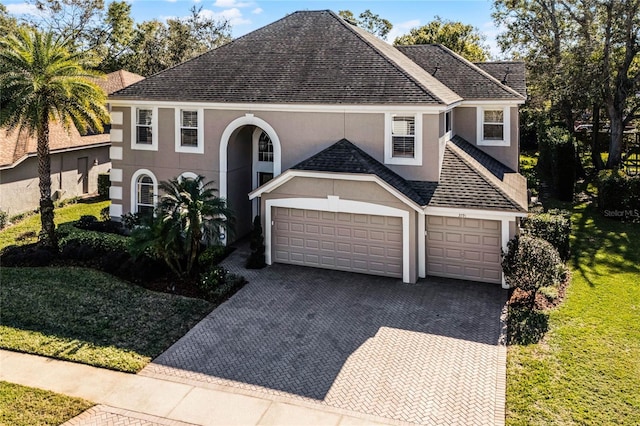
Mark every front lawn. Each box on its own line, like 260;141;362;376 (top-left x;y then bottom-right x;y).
506;202;640;424
0;381;92;426
0;198;110;251
0;267;214;372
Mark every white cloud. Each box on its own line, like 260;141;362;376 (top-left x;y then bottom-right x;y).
213;0;252;8
252;7;263;15
199;8;250;25
166;0;178;3
386;19;420;44
6;2;41;16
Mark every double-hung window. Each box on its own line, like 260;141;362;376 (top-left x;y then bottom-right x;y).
136;109;153;144
175;108;204;153
385;113;422;165
478;106;510;146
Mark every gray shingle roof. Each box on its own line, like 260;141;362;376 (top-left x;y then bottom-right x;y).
450;135;515;180
474;61;526;97
291;138;526;212
395;44;525;101
111;10;458;105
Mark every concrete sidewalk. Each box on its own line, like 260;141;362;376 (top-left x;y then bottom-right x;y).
0;349;398;426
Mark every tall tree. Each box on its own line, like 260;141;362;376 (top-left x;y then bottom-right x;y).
394;17;490;61
0;3;18;33
0;28;108;247
338;9;393;39
90;1;135;72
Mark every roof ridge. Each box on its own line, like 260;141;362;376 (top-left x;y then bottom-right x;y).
445;141;524;211
329;11;460;105
434;44;525;99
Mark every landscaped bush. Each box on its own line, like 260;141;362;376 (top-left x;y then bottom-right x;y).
198;266;246;302
502;234;568;304
0;209;8;230
97;173;110;199
520;210;572;261
597;169;640;221
538;126;576;201
198;245;230;270
246;215;266;269
58;223;129;258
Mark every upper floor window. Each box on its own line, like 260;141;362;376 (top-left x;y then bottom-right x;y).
131;107;157;151
136;109;153;144
258;131;273;162
175;108;204;154
477;106;511;146
445;111;452;134
180;110;198;147
384;113;423;166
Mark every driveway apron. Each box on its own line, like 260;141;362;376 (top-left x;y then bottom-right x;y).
141;244;508;425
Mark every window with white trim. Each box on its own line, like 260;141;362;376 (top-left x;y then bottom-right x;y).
445;111;452;134
384;113;422;165
136;109;153;144
179;110;198;147
258;131;273;162
136;175;155;217
477;106;511;146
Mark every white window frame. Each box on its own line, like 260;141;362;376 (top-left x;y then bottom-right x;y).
477;106;510;146
384;112;423;166
175;108;204;154
130;169;158;215
444;110;453;138
131;107;158;151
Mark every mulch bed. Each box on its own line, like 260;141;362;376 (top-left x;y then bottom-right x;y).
508;272;571;311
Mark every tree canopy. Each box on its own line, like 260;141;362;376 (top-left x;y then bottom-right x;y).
393;17;490;62
338;9;393;40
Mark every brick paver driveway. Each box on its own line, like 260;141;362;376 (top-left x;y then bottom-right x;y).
142;246;508;425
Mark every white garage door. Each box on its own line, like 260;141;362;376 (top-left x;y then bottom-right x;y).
426;216;502;284
272;207;403;278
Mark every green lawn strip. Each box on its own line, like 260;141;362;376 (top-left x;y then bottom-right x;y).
0;267;213;373
506;203;640;425
0;381;93;426
0;199;110;250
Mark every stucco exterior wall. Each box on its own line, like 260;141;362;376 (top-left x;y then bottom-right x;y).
453;106;520;170
0;146;110;216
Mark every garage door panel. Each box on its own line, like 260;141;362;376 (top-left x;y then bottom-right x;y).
273;207;402;278
427;216;502;284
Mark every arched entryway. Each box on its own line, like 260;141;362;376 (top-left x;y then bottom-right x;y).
219;114;281;240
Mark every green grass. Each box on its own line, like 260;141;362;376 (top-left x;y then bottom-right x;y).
0;199;110;251
0;381;92;426
506;202;640;425
0;267;214;373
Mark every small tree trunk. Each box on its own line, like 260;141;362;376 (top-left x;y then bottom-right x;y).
606;113;624;169
37;117;57;249
591;103;604;171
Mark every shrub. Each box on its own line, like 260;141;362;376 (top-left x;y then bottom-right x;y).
502;234;568;303
246;215;266;269
121;212;142;230
0;210;8;229
97;173;110;199
58;223;129;255
520;210;571;261
597;170;640;221
0;244;56;267
100;206;110;221
198;245;229;270
197;266;246;302
538;126;576;201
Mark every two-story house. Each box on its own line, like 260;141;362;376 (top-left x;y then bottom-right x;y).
107;10;527;286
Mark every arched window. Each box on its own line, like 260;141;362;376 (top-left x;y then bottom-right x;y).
258;131;273;162
132;172;156;217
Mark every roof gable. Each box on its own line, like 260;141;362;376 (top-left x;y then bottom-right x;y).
396;44;525;101
111;11;459;105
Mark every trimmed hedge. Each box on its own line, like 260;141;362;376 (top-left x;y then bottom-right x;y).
597;170;640;221
97;173;110;199
521;210;572;261
502;234;567;297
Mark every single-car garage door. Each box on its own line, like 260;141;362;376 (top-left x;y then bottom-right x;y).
426;216;502;284
272;207;403;278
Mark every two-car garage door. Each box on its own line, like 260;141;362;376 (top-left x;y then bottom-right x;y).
426;216;502;284
272;207;403;278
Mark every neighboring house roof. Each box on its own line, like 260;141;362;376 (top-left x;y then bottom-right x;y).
396;44;525;101
288;138;526;212
0;124;107;169
110;10;461;105
474;61;526;97
1;70;143;170
91;70;145;95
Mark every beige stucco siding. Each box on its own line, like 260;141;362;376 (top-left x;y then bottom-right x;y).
0;146;110;216
453;106;519;170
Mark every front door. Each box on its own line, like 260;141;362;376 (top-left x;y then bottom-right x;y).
77;157;89;194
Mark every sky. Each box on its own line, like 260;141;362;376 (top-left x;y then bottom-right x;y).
3;0;504;57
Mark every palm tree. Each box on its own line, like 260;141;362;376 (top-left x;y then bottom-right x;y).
0;28;108;248
130;175;234;278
